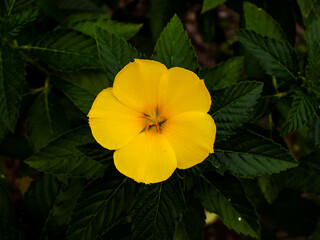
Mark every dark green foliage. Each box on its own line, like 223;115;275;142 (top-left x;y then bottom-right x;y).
0;46;25;132
193;173;260;238
1;1;320;239
235;30;298;79
95;27;144;82
131;174;186;240
211;81;263;142
152;14;199;72
211;130;297;177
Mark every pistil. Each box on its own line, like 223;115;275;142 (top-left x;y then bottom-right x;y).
138;105;167;133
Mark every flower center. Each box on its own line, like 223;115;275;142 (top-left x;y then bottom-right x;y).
139;105;167;133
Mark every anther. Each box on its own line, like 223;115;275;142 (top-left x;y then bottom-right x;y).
155;122;160;132
145;123;151;134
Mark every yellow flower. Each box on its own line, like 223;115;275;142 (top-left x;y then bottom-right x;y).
88;59;216;184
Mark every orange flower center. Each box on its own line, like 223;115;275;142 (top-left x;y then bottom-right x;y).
138;105;168;133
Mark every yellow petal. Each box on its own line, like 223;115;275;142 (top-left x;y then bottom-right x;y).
113;59;167;113
161;111;216;169
158;67;211;118
88;88;145;150
114;129;177;184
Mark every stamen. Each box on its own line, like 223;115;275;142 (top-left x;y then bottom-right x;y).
145;123;151;134
159;116;168;120
155;122;160;132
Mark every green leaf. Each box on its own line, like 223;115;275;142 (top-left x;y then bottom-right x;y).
257;175;281;204
306;41;320;95
199;56;244;91
63;14;142;40
243;1;286;40
299;0;320;31
308;116;320;148
67;176;130;240
279;150;320;194
174;195;205;240
26;90;69;151
24;30;100;71
211;130;297;178
281;90;316;135
131;174;186;240
95;27;144;82
25;126;110;178
53;70;109;114
201;0;227;14
305;18;320;45
24;174;84;239
152;14;199;72
0;0;37;16
0;46;25;132
211;81;263;142
193;173;260;238
234;29;298;79
0;8;38;41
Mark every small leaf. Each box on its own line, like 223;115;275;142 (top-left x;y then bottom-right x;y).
24;30;100;71
63;14;142;40
193;173;261;238
258;175;281;204
152;14;199;72
25;126;110;178
235;29;298;79
26;90;69;151
0;46;25;132
67;176;130;240
201;0;227;14
95;27;144;82
131;174;186;240
280;150;320;194
281;90;316;135
211;81;263;142
199;56;244;91
211;130;297;178
243;1;286;40
53;70;109;114
24;174;84;239
0;7;38;41
174;195;205;240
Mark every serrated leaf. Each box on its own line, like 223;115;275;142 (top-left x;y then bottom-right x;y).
306;41;320;95
25;126;110;178
201;0;227;14
67;177;130;240
0;46;25;132
23;30;100;71
211;81;263;142
0;7;38;41
211;130;297;178
0;0;37;16
199;56;244;91
279;150;320;194
174;195;205;240
257;175;281;204
95;27;144;81
308;116;320;148
235;29;298;79
26;90;69;151
152;14;198;72
77;142;113;164
193;173;260;238
53;70;109;114
24;174;84;239
243;1;286;40
131;174;186;240
281;90;316;135
63;14;142;40
297;0;320;27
